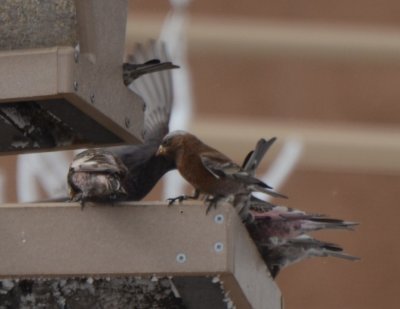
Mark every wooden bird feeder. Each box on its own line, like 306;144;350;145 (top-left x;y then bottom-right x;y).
0;0;145;154
0;202;283;308
0;1;283;307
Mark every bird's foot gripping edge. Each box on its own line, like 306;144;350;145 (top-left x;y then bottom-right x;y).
167;189;200;206
167;195;190;205
69;192;86;210
205;196;222;214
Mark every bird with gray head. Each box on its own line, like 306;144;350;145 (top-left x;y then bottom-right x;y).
156;131;287;211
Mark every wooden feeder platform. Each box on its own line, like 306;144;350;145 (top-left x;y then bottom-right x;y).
0;202;282;309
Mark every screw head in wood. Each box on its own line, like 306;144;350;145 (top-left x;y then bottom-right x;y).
176;253;187;263
214;242;224;253
214;214;224;224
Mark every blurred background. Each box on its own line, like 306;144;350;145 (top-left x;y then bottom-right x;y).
1;0;400;308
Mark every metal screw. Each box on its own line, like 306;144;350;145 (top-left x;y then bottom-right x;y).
176;253;187;263
90;94;95;104
214;242;224;253
214;214;224;224
73;81;78;91
124;117;130;128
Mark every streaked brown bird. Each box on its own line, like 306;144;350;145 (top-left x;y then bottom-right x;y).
156;131;286;207
68;148;128;207
67;40;178;205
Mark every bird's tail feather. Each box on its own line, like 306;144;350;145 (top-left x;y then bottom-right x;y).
326;250;360;261
291;236;360;260
123;60;178;85
250;184;288;199
242;137;277;175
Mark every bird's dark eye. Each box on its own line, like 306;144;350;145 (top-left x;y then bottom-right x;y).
162;138;171;147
